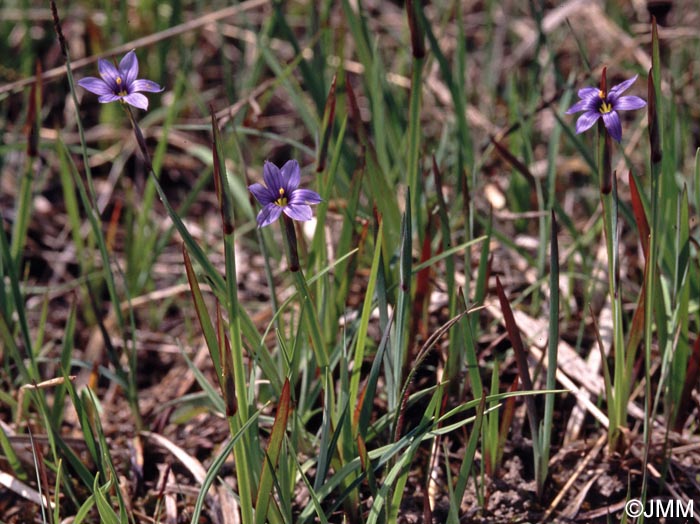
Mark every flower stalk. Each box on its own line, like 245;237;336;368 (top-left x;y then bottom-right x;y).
597;123;627;452
566;66;647;452
282;214;301;272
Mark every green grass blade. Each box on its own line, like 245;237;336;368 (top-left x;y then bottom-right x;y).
255;379;292;524
0;425;25;481
539;210;559;494
72;493;96;524
93;474;120;524
183;245;222;377
694;148;700;213
349;217;383;407
447;395;485;524
50;303;77;427
392;189;412;420
358;310;394;440
188;407;263;524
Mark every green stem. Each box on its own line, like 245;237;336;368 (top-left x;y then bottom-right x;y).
597;125;626;452
281;213;328;367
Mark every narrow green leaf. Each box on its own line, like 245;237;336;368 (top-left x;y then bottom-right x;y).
53;459;63;524
447;395;485;524
52;302;77;427
72;493;96;524
189;407;262;524
255;379;292;524
358;311;394;440
183;245;222;376
216;305;237;418
694;148;700;213
314;382;348;491
539;210;559;496
294;455;330;524
316;73;337;172
0;425;25;481
93;474;120;524
393;189;412;420
674;337;700;431
349;218;383;407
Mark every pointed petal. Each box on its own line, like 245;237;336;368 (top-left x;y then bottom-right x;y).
97;58;120;89
119;50;139;85
257;204;282;228
280;160;300;191
78;77;113;95
249;183;274;205
566;98;598;114
575;111;600;134
263;161;284;194
577;87;600;99
97;94;121;104
614;95;646;111
602;111;622;142
131;79;163;93
123;92;148;110
608;75;638;99
284;204;313;222
289;188;322;205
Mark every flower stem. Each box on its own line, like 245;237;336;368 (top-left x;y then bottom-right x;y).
282;214;300;272
597;121;626;453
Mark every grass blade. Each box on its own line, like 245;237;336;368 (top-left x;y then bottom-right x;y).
255;379;292;524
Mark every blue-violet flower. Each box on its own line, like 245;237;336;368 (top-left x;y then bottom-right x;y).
566;75;646;142
249;160;322;228
77;50;163;111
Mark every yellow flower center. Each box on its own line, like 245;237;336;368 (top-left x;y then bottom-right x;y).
275;187;287;207
115;77;128;97
598;90;612;114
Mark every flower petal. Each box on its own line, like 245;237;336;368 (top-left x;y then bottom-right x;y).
97;58;120;89
280;160;300;191
577;87;600;99
614;95;646;111
283;204;313;222
120;50;139;86
602;111;622;142
566;98;598;115
263;161;284;194
608;75;638;99
257;204;283;228
123;92;149;110
97;94;122;104
131;79;163;93
575;111;600;134
78;77;113;95
249;183;274;205
288;188;321;205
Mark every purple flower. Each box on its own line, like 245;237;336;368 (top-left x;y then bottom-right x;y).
249;160;322;228
77;50;163;110
566;75;646;142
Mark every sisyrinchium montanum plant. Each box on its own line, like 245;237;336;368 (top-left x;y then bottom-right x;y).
566;67;646;453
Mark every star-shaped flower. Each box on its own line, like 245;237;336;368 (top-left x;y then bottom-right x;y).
77;50;163;111
566;75;646;142
249;160;322;228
